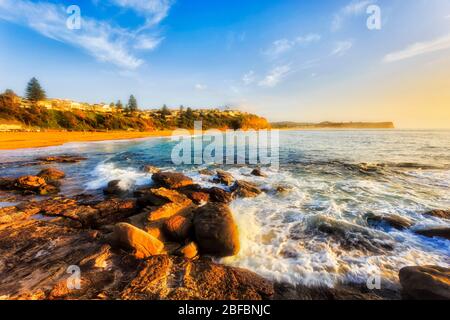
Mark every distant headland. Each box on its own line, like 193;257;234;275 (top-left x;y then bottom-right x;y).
271;121;395;130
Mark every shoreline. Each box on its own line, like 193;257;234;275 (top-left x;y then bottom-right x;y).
0;130;175;150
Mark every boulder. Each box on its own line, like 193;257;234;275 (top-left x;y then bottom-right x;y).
103;180;126;196
193;203;240;257
251;168;267;177
37;168;65;181
206;187;233;203
399;266;450;300
163;214;193;241
198;168;215;176
178;185;210;204
135;187;191;208
175;242;199;260
38;184;60;195
231;180;262;198
152;172;194;189
366;213;413;230
414;228;450;240
142;165;160;174
213;170;234;186
113;223;164;259
146;189;193;221
424;210;450;220
15;176;46;191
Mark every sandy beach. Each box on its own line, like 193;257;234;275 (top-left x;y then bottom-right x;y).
0;131;176;150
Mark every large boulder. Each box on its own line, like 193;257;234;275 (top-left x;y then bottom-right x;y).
366;213;413;230
163;214;193;241
152;172;194;189
103;180;125;196
231;180;262;198
399;266;450;300
145;188;193;221
112;223;164;259
178;184;210;204
414;228;450;240
206;187;233;203
193;203;240;257
15;175;46;191
213;170;234;186
38;168;66;181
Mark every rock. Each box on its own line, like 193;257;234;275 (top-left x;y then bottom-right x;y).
424;210;450;220
36;155;87;163
399;266;450;300
163;214;193;241
103;180;125;196
142;165;160;174
146;188;193;221
251;168;267;177
15;176;46;191
38;184;60;195
152;172;194;189
414;228;450;240
213;170;234;186
206;187;233;203
178;185;210;204
231;180;262;198
37;168;65;181
198;168;214;176
193;203;240;257
0;178;15;190
366;213;413;230
112;223;164;259
175;242;198;259
120;255;274;300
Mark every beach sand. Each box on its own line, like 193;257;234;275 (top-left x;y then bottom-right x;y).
0;131;175;150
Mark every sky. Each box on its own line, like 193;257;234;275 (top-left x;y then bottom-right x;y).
0;0;449;128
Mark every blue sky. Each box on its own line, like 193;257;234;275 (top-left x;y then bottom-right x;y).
1;0;450;128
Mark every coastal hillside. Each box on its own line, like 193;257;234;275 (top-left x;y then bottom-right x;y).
0;90;270;132
271;121;395;129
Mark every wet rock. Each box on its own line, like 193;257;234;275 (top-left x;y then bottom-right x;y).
424;210;450;220
399;266;450;300
152;172;194;189
103;180;125;196
178;185;210;204
251;168;267;177
193;203;240;257
163;214;193;241
37;168;65;181
146;188;193;221
38;184;60;195
36;155;87;163
213;170;234;186
142;165;160;174
15;176;46;191
120;255;273;300
231;180;262;198
112;223;164;259
366;213;413;230
414;228;450;240
206;187;233;203
0;178;15;190
176;242;199;259
198;168;214;176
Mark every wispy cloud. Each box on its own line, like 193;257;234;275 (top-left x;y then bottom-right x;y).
383;34;450;63
332;0;374;31
195;84;207;91
242;70;256;85
265;33;321;57
258;65;291;87
0;0;170;69
330;41;353;56
110;0;173;28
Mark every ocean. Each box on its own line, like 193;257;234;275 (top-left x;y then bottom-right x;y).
1;129;449;288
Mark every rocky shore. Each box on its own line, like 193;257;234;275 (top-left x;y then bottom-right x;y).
0;155;449;300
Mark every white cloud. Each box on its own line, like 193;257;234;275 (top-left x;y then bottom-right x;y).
0;0;170;69
383;34;450;63
332;0;374;31
242;70;256;85
258;65;291;88
111;0;173;27
266;33;321;57
195;84;207;91
331;41;353;56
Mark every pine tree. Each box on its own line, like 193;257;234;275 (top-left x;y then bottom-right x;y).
116;100;123;111
25;77;46;101
127;95;138;113
161;104;170;116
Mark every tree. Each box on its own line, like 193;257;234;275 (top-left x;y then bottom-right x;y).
179;105;184;113
116;100;123;111
25;77;46;102
185;107;194;119
127;95;138;113
4;89;15;96
161;104;170;116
